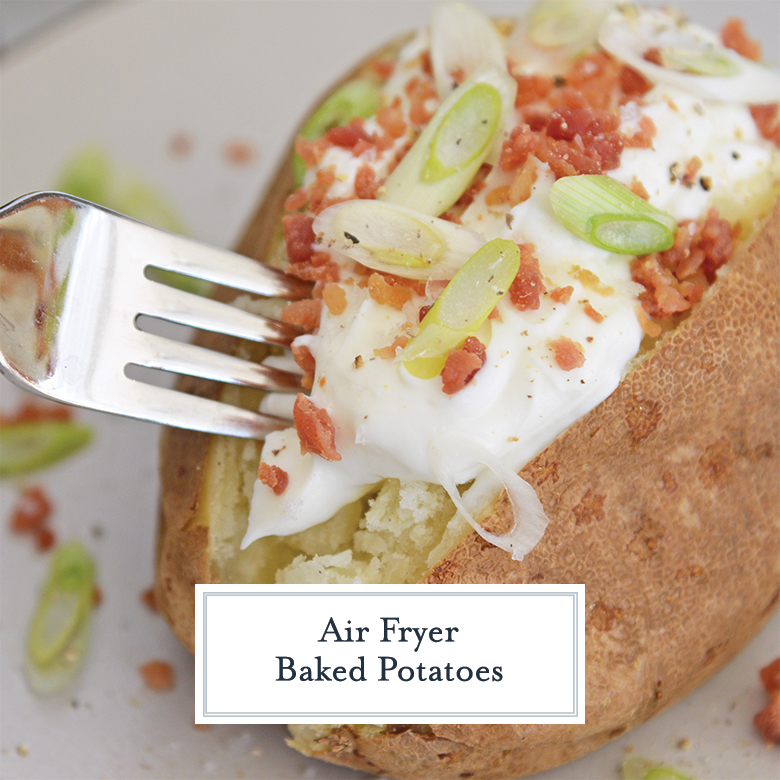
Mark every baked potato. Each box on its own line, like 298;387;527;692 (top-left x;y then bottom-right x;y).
155;2;780;778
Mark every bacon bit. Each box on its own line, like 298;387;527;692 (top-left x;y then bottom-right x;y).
643;47;664;66
291;344;316;390
224;139;256;167
141;587;158;612
287;249;341;284
509;244;545;311
305;167;338;214
619;66;654;97
630;177;651;201
284;188;308;213
368;57;395;81
376;97;407;139
623;115;656;149
35;527;56;552
441;337;486;394
295;135;329;168
9;485;52;533
323;283;348;315
367;273;414;310
139;661;175;692
324;118;372;151
550;285;574;304
375;334;410;360
635;305;663;338
281;298;322;331
512;73;556;108
92;586;103;607
750;104;780;147
549;337;585;371
721;18;762;61
508;158;538;205
293;394;341;461
755;657;780;743
682;156;703;188
355;164;380;199
257;462;290;496
564;50;624;111
283;213;316;265
406;76;438;125
584;302;604;323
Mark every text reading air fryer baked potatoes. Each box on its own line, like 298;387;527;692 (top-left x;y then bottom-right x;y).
195;584;584;725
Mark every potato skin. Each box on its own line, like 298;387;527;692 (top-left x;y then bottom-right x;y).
154;36;780;780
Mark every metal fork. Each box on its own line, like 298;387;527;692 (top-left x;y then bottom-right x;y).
0;192;312;438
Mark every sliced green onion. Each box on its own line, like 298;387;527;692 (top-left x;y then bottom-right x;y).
313;200;485;280
400;238;520;378
293;78;382;185
549;175;677;254
26;540;96;694
621;756;695;780
429;1;506;98
659;46;739;77
0;420;93;478
527;0;616;48
380;64;516;216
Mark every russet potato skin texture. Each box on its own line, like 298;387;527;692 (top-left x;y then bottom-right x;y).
154;39;780;780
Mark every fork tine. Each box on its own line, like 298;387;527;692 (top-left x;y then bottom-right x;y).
129;331;304;392
108;378;292;438
139;280;303;347
138;224;313;300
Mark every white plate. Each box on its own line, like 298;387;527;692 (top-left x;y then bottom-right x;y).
1;2;778;779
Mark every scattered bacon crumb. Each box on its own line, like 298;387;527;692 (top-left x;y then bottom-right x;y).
583;302;604;323
749;104;780;147
441;337;487;394
139;661;175;692
92;586;103;607
8;485;57;552
281;298;322;331
368;57;395;81
283;213;316;265
257;462;290;496
571;265;614;296
682;156;703;188
508;158;538;205
635;305;663;338
549;337;585;371
224;140;257;167
619;66;654;98
755;657;780;743
35;527;56;552
355;164;380;199
322;283;348;315
623;115;657;149
141;587;158;612
509;244;545;311
549;285;574;304
630;178;651;201
292;343;316;390
376;96;407;139
284;188;308;212
406;75;438;125
721;18;762;61
293;394;341;461
368;273;414;310
375;334;410;359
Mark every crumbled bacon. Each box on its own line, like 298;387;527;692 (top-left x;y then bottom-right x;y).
512;73;556;108
141;587;158;612
441;337;487;394
721;18;762;61
355;164;380;199
406;75;438;125
623;115;657;149
549;337;585;371
281;298;322;331
750;104;780;147
509;244;545;311
549;285;574;304
0;399;71;426
632;209;735;322
367;273;414;310
293;394;341;461
306;167;339;214
376;97;407;139
283;213;316;265
584;302;604;323
375;334;409;359
322;283;348;315
292;343;316;389
284;188;308;212
324;118;372;151
8;485;56;551
139;661;175;692
755;657;780;743
257;462;290;495
619;66;654;98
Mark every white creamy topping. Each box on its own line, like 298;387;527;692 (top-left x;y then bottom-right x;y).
243;6;778;552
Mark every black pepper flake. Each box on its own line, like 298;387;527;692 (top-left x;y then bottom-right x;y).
354;355;364;369
343;231;360;244
700;176;712;191
554;75;567;87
